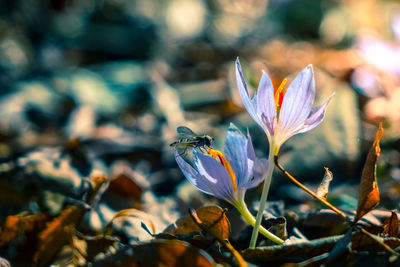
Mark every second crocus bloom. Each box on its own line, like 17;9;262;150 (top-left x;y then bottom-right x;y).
175;123;266;206
174;123;283;244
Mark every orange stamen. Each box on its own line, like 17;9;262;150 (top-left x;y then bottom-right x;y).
208;149;238;191
274;78;287;111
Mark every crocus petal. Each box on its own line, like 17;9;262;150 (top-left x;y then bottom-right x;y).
278;65;315;135
298;93;334;134
174;151;214;196
245;129;256;182
257;71;277;137
224;123;255;188
194;151;235;201
235;59;262;127
243;157;269;189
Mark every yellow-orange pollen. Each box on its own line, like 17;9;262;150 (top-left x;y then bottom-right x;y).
274;78;288;111
207;148;238;191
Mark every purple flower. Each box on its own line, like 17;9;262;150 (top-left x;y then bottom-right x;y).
235;58;334;155
357;36;400;74
351;34;400;98
174;123;268;205
174;123;283;244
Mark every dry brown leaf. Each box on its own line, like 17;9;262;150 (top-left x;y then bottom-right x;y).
92;239;216;266
382;211;399;238
0;215;23;248
354;124;383;223
70;232;120;263
33;175;108;266
0;213;49;248
351;231;400;252
316;167;333;199
108;174;142;201
243;234;344;265
164;206;230;241
33;206;84;267
140;240;214;266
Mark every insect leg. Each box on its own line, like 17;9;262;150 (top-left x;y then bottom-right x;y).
178;147;187;157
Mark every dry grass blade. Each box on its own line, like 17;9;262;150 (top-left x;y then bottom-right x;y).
354;123;383;223
104;208;156;236
296;252;329;267
359;228;400;257
274;156;347;219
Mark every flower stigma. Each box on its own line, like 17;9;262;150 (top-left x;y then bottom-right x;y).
274;78;288;112
208;148;238;191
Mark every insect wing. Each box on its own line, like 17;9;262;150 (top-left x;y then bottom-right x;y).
176;126;197;139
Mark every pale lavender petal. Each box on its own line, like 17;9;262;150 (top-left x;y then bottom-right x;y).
274;94;334;148
279;65;315;135
245;129;256;181
243;157;269;189
175;150;236;202
224;123;255;188
298;93;334;134
235;58;262;126
174;151;214;196
256;71;277;137
194;151;235;201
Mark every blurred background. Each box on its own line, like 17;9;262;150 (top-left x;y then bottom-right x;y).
0;0;400;248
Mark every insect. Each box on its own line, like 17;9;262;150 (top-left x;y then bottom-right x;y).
170;126;214;156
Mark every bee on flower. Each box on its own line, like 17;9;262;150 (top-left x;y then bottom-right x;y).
174;123;283;245
170;126;214;157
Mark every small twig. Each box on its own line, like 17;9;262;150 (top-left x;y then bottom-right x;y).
360;228;400;257
274;156;348;219
189;208;248;267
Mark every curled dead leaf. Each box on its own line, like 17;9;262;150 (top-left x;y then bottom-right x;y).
164;206;230;241
382;211;399;238
316;167;333;199
354;124;383;223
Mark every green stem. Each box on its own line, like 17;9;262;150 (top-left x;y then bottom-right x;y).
233;198;283;245
248;144;275;248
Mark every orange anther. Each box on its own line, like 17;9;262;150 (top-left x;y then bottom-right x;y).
274;78;287;111
208;149;237;191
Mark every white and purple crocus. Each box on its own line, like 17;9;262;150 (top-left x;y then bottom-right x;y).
235;58;334;247
175;123;284;244
235;58;333;156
